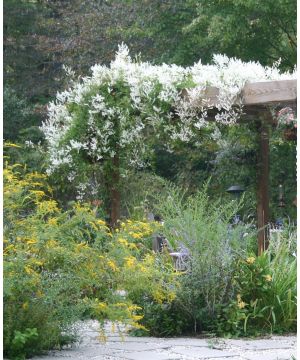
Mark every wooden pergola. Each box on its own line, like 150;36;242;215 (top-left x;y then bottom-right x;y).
186;79;297;255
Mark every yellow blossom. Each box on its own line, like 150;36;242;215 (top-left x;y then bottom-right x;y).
131;323;147;331
237;301;246;309
246;256;256;264
48;218;58;226
125;256;136;268
131;314;143;321
26;239;37;245
264;274;272;282
167;292;176;302
131;232;143;239
138;265;147;273
128;305;142;311
153;290;164;304
4;244;15;254
118;238;129;246
37;200;59;214
107;260;118;272
29;190;45;198
46;240;58;248
22;302;29;310
30;259;44;267
97;302;108;310
36;290;44;298
76;242;89;251
4;142;22;148
97;219;106;225
24;266;35;275
115;302;127;307
89;221;98;231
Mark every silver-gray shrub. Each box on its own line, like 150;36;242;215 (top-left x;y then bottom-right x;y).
155;185;256;332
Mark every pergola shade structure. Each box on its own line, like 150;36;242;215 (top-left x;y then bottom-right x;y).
184;79;297;255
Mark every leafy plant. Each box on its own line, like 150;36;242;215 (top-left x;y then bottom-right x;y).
10;328;39;360
216;230;297;336
4;156;178;358
152;184;256;333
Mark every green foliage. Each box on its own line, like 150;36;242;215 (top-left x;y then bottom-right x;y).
153;185;257;333
10;328;39;360
215;231;297;336
132;301;191;337
269;136;297;221
184;0;296;70
4;155;177;357
120;171;171;220
3;87;36;141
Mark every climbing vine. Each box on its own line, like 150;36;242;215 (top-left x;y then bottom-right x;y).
41;44;295;215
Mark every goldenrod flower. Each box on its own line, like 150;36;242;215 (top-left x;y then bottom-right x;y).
4;142;22;148
125;256;136;268
128;305;142;311
36;290;44;298
128;243;138;250
97;302;107;310
97;219;106;225
24;266;35;275
131;314;143;321
26;239;37;245
117;238;129;246
131;232;143;239
264;274;272;282
115;302;127;307
107;260;118;271
237;301;246;309
22;302;29;310
48;218;58;226
246;256;256;264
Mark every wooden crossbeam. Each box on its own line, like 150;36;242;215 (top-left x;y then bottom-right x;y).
184;79;297;106
242;79;297;105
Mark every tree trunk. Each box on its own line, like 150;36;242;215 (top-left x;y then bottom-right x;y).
110;154;121;228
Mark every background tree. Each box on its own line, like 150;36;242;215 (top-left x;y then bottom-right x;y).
183;0;296;70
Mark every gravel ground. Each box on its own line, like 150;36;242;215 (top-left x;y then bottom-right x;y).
30;320;297;360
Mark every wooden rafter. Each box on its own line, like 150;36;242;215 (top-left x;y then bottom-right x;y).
184;78;297;255
183;79;297;107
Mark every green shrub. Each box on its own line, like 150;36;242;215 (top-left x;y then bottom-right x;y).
151;185;256;334
4;156;177;358
131;300;191;337
215;230;297;336
3;86;36;141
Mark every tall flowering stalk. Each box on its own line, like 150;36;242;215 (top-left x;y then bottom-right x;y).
41;44;295;224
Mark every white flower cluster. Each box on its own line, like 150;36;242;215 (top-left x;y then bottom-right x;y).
41;44;296;180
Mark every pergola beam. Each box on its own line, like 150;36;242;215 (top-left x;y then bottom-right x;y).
184;78;297;255
242;79;297;105
185;79;297;107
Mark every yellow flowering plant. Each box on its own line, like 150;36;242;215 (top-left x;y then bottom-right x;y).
4;160;178;358
216;245;296;336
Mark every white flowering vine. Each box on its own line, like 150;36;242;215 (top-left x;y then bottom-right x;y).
41;44;296;207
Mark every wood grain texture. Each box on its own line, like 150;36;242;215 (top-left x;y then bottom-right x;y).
183;79;297;106
242;79;297;105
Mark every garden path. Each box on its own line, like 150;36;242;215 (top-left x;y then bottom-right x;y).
31;320;296;360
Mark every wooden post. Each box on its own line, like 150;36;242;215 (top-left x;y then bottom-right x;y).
256;113;270;255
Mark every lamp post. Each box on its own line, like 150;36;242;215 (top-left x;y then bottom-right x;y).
226;185;245;224
275;184;285;229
